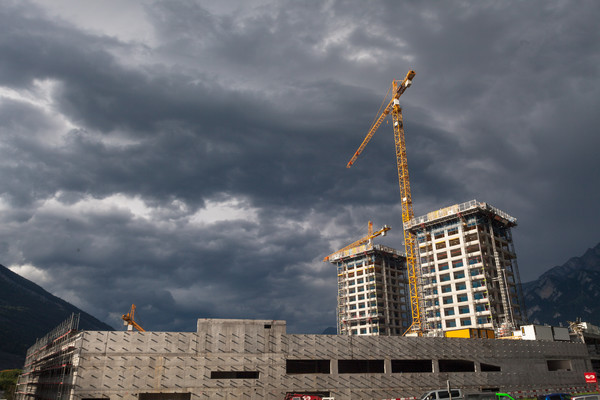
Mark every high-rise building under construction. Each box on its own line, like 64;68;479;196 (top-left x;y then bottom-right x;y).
327;243;411;335
405;199;526;334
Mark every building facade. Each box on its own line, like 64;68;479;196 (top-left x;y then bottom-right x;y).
405;199;526;335
15;317;595;400
327;243;410;336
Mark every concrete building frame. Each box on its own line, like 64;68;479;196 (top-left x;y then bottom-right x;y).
405;200;526;335
16;318;594;400
328;244;411;336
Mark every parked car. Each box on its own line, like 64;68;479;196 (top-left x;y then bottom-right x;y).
537;393;572;400
420;389;464;400
572;395;600;400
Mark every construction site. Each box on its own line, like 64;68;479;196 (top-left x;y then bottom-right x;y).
14;70;600;399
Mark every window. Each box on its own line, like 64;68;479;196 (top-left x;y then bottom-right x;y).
458;306;469;314
450;248;462;257
457;294;468;302
460;317;472;326
435;241;447;249
481;363;501;372
438;262;449;271
466;244;479;253
443;296;453;304
547;360;572;371
465;233;477;241
447;228;459;236
338;360;384;373
438;391;462;399
444;308;455;316
455;282;466;291
452;260;464;268
475;304;488;312
474;292;487;300
286;360;330;374
441;285;452;293
453;271;465;279
449;238;460;246
468;256;481;265
446;320;457;328
439;359;475;372
434;232;444;239
437;252;448;260
440;273;450;282
210;371;259;379
391;359;432;373
139;394;191;400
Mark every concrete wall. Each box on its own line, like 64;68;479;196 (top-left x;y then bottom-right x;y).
70;319;593;400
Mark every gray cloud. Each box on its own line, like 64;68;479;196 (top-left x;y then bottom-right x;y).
1;0;599;333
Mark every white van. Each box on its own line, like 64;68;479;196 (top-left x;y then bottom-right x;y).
419;389;464;400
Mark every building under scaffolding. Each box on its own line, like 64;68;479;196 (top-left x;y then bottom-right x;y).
405;199;526;335
327;243;410;336
15;313;80;400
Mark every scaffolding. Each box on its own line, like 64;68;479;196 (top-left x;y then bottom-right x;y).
15;314;82;400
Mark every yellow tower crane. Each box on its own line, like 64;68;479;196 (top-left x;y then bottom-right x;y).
346;70;422;336
122;304;146;332
323;221;391;262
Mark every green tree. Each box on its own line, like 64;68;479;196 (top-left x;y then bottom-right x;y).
0;369;21;400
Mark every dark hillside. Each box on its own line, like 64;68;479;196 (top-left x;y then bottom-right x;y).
0;264;114;369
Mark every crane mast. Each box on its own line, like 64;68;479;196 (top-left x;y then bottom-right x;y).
346;70;422;335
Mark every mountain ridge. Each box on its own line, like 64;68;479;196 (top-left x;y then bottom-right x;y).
522;242;600;326
0;263;114;370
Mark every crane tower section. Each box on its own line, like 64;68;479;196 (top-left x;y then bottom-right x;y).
346;70;422;335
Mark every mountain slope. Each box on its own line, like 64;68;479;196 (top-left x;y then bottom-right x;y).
522;242;600;326
0;264;114;370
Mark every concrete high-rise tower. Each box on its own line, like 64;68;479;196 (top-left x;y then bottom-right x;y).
405;200;526;335
327;243;411;335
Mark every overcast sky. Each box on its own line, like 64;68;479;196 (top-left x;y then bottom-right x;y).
1;0;599;334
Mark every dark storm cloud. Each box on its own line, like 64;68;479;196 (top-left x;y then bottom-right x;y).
0;0;599;334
